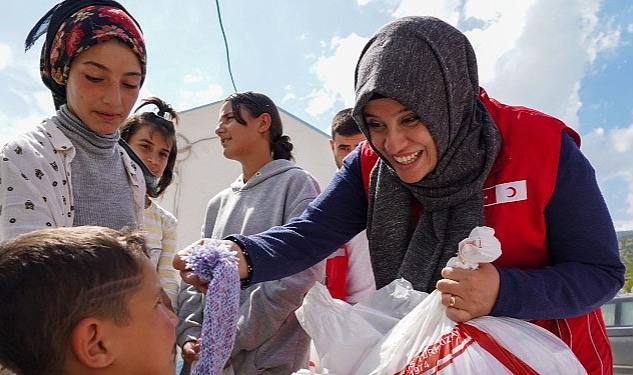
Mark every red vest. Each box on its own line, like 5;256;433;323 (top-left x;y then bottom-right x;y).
325;245;349;300
359;89;611;375
324;144;382;302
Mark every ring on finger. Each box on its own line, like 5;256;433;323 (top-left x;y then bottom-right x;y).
448;295;456;307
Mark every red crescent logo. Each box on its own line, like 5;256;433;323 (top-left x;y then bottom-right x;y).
506;186;517;198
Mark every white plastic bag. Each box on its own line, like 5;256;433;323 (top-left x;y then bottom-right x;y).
297;227;587;374
355;290;587;374
355;226;586;374
295;279;428;375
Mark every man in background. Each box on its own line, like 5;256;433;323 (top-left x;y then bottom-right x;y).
325;108;375;304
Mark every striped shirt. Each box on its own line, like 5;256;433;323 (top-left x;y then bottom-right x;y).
143;199;179;310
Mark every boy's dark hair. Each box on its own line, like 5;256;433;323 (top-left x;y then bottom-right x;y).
120;96;179;198
331;108;361;138
0;226;149;375
225;91;294;161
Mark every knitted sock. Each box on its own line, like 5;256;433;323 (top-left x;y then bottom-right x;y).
187;240;240;375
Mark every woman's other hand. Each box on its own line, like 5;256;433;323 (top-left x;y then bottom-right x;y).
436;262;500;322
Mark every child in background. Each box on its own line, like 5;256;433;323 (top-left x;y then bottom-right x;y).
0;226;178;375
177;92;324;374
325;108;375;304
120;97;180;310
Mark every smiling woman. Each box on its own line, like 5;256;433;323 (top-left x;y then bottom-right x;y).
363;98;438;184
0;0;148;241
175;16;625;375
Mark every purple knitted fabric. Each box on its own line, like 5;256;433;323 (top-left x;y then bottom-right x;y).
187;240;240;375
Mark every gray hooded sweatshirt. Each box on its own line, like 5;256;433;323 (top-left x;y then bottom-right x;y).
177;159;324;375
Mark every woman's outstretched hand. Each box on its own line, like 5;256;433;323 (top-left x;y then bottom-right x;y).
173;239;249;293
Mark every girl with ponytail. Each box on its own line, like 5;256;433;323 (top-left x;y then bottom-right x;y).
120;96;180;310
176;92;324;374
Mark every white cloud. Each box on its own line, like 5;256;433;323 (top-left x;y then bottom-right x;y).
582;128;616;180
562;81;582;130
281;85;297;103
463;0;524;20
305;33;367;116
609;124;633;153
388;0;613;133
383;0;614;133
393;1;633;230
177;84;225;110
183;72;204;85
0;43;12;71
587;27;621;64
0;111;51;148
305;93;337;117
626;195;633;230
33;90;55;115
582;123;633;230
0;86;54;148
463;1;537;84
393;0;461;24
304;0;601;128
0;110;9;147
19;49;43;82
480;0;604;130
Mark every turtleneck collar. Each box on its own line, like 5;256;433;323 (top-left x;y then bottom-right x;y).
53;105;120;156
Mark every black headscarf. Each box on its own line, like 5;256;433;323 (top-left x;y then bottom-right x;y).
25;0;146;110
353;16;502;291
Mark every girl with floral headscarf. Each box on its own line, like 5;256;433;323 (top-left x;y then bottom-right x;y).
0;0;148;241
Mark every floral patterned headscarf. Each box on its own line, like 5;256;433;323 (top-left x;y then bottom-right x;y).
25;0;146;109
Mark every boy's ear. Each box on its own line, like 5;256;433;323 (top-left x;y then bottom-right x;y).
70;318;116;369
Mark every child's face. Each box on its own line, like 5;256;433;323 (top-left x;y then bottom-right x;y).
126;124;172;178
65;39;142;135
215;100;268;162
110;260;177;375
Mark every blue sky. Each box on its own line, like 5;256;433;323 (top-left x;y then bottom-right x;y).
2;0;633;230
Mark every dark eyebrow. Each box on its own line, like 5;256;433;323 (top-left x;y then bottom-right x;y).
135;136;171;152
219;111;234;120
364;106;411;118
82;60;142;78
136;136;155;145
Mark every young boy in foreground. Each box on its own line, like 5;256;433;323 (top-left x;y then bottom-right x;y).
0;226;178;375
